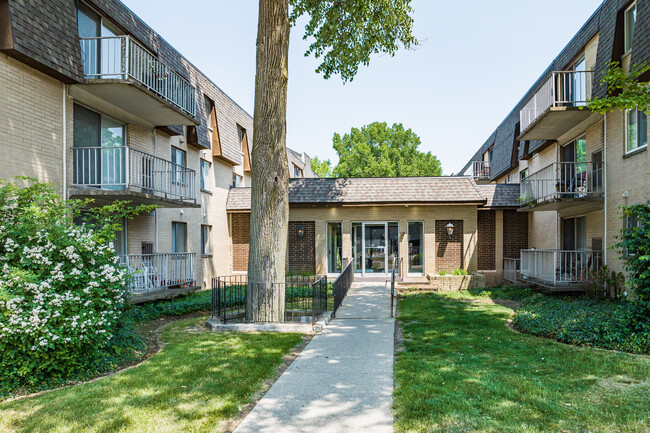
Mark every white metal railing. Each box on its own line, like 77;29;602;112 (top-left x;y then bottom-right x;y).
72;146;196;202
119;253;197;293
503;258;520;284
79;36;196;117
519;161;603;207
520;249;602;287
520;70;594;132
472;161;491;180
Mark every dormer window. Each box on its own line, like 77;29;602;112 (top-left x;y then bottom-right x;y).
293;164;303;178
624;2;637;53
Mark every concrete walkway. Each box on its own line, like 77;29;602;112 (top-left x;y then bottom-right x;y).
234;282;395;433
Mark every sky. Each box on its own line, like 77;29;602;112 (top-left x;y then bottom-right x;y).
122;0;603;175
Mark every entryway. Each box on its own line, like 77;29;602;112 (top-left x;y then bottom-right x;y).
351;222;398;277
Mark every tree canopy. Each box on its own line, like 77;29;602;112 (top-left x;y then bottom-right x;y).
310;156;333;177
330;122;442;178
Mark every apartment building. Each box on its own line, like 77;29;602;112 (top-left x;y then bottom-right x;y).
460;0;650;290
0;0;261;301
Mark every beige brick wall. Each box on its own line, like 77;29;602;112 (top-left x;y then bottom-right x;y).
288;205;479;276
0;53;74;195
605;109;650;274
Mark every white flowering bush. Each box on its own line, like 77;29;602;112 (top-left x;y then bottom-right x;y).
0;179;154;392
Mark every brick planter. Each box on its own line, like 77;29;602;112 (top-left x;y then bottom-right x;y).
426;274;486;291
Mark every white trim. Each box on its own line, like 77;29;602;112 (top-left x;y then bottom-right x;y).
624;107;648;155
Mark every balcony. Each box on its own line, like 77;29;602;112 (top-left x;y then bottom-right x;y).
519;71;598;141
519;161;603;215
74;36;198;127
69;146;198;207
472;161;491;181
119;253;197;302
520;249;602;290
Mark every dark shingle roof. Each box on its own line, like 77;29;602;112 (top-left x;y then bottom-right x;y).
227;177;499;210
475;184;521;208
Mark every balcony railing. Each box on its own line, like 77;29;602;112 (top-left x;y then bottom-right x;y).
520;161;603;207
520;249;602;287
503;257;520;284
119;253;196;293
472;161;491;180
72;146;197;202
520;70;594;132
79;36;196;117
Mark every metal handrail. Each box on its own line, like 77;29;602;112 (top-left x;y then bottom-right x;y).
472;161;491;180
119;252;196;293
79;35;196;116
520;70;594;132
390;256;402;318
72;146;197;202
332;259;354;317
520;161;603;207
520;249;602;287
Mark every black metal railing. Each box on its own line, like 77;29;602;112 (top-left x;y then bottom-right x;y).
390;257;402;318
332;260;354;317
211;275;329;323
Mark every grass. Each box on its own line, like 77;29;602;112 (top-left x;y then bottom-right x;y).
394;290;650;433
0;317;303;433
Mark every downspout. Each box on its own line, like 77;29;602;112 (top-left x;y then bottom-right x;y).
603;112;607;265
62;84;67;198
154;129;158;251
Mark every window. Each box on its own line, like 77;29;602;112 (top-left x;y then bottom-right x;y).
171;147;186;184
205;96;214;144
408;222;424;275
232;173;243;188
200;159;211;192
327;222;342;273
201;225;212;256
293;164;303;178
171;222;187;253
237;125;251;172
626;108;648;153
520;168;529;181
624;2;637;53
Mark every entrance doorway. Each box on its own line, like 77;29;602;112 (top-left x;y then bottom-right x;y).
350;222;398;276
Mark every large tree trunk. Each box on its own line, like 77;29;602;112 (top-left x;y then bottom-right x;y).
246;0;290;322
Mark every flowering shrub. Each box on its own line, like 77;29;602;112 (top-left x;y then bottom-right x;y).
0;179;153;392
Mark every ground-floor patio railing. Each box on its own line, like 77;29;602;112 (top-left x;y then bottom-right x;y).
119;252;196;293
503;258;520;284
211;275;329;323
520;249;602;287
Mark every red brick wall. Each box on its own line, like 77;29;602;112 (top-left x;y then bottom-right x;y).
478;210;496;270
435;220;464;273
503;210;528;262
288;221;315;274
232;213;250;272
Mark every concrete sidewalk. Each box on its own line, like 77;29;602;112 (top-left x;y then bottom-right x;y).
233;282;395;433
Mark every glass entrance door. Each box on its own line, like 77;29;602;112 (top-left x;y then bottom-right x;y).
364;224;386;274
351;222;399;276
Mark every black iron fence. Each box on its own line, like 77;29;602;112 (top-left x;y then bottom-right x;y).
390;257;402;318
332;260;354;316
211;275;329;323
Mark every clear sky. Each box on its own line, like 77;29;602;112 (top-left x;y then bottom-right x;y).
122;0;603;175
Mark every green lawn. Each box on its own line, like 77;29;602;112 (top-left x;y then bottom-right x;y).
394;291;650;433
0;317;303;433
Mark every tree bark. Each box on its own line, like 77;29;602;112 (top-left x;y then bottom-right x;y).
247;0;290;322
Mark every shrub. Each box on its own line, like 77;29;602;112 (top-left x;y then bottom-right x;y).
0;179;153;393
511;296;650;354
129;290;213;323
451;268;468;276
614;201;650;320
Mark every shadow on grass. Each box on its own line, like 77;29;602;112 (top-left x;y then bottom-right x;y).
1;318;304;433
394;292;650;433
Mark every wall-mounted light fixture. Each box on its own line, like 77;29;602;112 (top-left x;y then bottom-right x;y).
297;225;305;239
446;222;455;238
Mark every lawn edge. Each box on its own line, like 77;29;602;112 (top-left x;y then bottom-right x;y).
1;311;209;403
219;332;314;433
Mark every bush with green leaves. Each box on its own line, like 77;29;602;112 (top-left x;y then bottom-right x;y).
0;179;153;392
511;295;650;354
614;202;650;320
